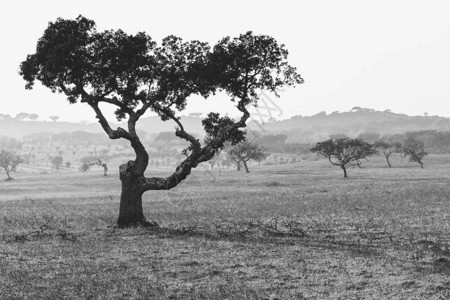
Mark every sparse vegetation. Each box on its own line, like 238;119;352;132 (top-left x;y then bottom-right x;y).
1;156;450;298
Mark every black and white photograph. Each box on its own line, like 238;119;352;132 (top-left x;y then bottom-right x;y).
1;0;450;298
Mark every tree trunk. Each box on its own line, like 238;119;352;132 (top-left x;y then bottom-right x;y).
237;161;241;171
5;169;11;180
385;155;392;168
243;161;250;173
341;165;347;178
419;160;424;169
116;160;157;228
102;164;108;176
117;179;146;227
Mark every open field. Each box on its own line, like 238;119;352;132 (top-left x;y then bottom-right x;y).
1;155;450;299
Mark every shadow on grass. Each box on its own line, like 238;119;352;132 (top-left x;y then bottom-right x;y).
123;225;384;259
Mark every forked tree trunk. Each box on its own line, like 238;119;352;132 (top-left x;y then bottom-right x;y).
341;165;347;178
243;161;250;173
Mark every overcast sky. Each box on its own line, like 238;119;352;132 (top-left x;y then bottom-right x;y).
1;0;449;122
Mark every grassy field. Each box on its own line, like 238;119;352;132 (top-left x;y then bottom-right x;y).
1;154;450;299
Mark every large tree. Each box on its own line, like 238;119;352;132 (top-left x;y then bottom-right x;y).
20;16;303;227
311;137;376;178
225;141;269;173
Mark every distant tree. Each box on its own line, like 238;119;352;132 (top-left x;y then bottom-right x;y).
402;138;427;168
188;112;203;117
225;141;269;173
0;150;24;181
49;156;63;170
65;161;71;168
0;114;12;120
19;16;303;227
80;159;108;176
311;138;377;178
15;112;30;120
373;140;402;168
28;113;39;121
49;116;59;122
207;150;223;170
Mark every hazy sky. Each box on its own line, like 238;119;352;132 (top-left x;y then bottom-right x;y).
1;0;450;122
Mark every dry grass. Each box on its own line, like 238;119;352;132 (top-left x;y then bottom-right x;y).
1;154;450;299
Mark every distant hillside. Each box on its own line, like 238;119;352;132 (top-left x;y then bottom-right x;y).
3;110;450;144
0;119;103;138
257;110;450;143
0;115;204;139
136;115;204;136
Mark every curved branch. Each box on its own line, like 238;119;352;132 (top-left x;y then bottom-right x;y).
140;97;250;193
89;102;131;140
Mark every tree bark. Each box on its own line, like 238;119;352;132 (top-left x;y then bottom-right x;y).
117;176;146;227
243;160;250;173
341;165;347;178
237;161;241;171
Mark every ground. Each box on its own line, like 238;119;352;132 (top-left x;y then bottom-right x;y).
1;155;450;299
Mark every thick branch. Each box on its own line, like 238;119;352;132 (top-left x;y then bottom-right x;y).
139;97;250;193
89;102;131;140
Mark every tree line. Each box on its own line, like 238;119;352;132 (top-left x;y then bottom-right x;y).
310;136;427;178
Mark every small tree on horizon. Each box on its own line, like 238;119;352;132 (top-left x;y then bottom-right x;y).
0;150;24;181
49;116;60;122
311;137;377;178
28;113;39;121
19;15;303;227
